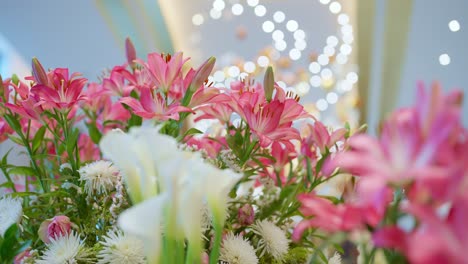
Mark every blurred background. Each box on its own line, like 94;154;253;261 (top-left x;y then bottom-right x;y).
0;0;467;132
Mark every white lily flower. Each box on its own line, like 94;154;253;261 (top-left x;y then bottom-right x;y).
100;127;181;202
102;126;243;264
118;193;168;264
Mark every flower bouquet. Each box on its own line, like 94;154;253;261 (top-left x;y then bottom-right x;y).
0;38;466;264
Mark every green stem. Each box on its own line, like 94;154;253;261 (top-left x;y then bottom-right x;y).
0;166;17;192
60;112;78;172
209;221;223;264
19;129;47;192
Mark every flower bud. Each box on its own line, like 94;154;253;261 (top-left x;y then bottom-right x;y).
125;38;137;67
237;204;255;226
32;57;49;86
263;66;274;102
190;56;216;93
38;215;72;243
14;248;32;264
201;252;209;264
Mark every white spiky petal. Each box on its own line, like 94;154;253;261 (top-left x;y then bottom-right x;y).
251;220;289;260
78;160;119;194
219;233;258;264
97;229;145;264
0;196;22;236
36;232;90;264
328;252;342;264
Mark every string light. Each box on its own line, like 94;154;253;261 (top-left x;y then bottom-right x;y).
310;75;322;87
210;9;222;19
273;11;286;23
272;30;285;41
275;40;287;51
286;20;299;32
316;99;329;111
228;66;240;77
289;49;301;60
243;61;256;73
192;14;204;26
262;21;275;32
254;5;266;16
257;56;270;67
296;81;310;96
439;54;451;66
247;0;259;7
293;29;306;40
213;70;225;82
213;0;225;11
194;0;358;103
326;92;338;104
308;62;321;74
232;4;244;15
329;2;342;14
448;20;460;32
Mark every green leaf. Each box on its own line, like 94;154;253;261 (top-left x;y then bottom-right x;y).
305;156;313;184
66;128;80;154
86;122;102;144
4;115;21;133
1;148;13;166
128;113;143;128
178;127;203;141
11;74;19;85
0;182;14;189
8;166;35;176
9;192;37;198
32;126;46;153
7;135;24;146
3;224;18;240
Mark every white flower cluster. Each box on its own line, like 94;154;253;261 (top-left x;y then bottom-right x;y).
78;160;120;195
0;195;22;236
97;229;145;264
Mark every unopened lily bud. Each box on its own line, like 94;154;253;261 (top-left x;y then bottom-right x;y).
263;66;274;102
32;58;49;86
190;56;216;93
38;215;72;243
125;37;137;66
237;204;255;226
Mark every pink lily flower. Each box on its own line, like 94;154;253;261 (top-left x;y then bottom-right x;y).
0;121;13;143
102;67;134;96
120;88;192;121
292;194;381;241
374;199;468;264
241;97;301;147
30;68;88;110
78;134;101;162
302;121;347;155
326;83;462;207
140;52;188;93
195;103;233;125
258;141;297;184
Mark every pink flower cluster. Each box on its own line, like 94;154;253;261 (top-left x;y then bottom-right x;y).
293;82;468;264
38;215;72;243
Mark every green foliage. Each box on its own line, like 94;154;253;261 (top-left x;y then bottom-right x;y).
0;224;31;264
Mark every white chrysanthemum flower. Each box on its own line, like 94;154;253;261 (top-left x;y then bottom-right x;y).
219;233;258;264
78;160;119;194
251;220;289;260
36;232;90;264
328;252;342;264
97;229;145;264
0;196;22;236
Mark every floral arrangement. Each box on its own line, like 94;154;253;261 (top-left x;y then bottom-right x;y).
0;38;466;264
